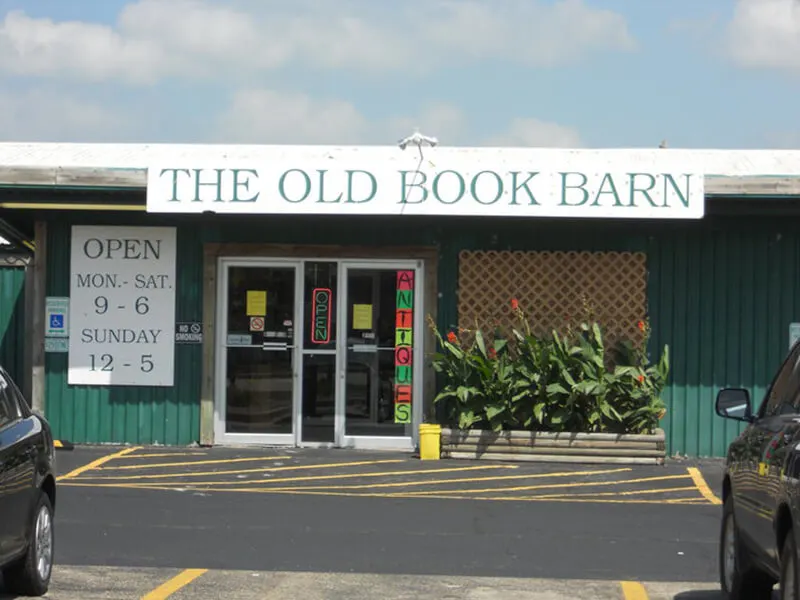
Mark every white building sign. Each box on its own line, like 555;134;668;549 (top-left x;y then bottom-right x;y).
68;226;177;387
146;148;705;219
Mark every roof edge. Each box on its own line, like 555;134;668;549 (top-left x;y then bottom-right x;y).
1;167;799;198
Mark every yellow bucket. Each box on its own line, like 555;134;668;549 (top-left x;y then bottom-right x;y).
419;423;442;460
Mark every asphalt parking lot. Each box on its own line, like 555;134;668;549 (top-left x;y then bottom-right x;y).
55;445;724;506
1;446;731;599
5;565;724;599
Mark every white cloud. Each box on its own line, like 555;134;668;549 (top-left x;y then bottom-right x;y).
482;117;584;148
216;89;468;145
0;88;128;142
0;0;635;84
727;0;800;73
216;87;582;147
217;89;371;145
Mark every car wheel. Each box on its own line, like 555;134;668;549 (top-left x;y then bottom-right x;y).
781;527;800;600
720;495;774;599
2;490;54;597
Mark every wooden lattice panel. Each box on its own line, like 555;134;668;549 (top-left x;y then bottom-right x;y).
457;251;648;349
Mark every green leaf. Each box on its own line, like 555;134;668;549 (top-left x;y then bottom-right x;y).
458;410;478;429
475;329;487;357
599;402;622;421
549;407;570;425
486;404;506;420
592;322;603;345
443;341;464;359
546;383;569;396
433;389;458;404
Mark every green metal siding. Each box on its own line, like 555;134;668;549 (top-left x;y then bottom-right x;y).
38;209;794;455
45;220;202;445
647;219;796;457
438;217;797;458
0;266;26;385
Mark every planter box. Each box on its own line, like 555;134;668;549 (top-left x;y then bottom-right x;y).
440;428;666;465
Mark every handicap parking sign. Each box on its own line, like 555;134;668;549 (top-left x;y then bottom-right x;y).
45;297;70;338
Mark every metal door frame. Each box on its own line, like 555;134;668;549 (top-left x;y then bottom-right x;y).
213;257;304;446
214;257;425;449
336;259;424;450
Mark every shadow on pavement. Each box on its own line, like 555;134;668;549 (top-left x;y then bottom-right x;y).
673;593;722;599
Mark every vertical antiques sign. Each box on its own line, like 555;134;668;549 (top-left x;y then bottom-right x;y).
68;226;177;386
394;270;414;424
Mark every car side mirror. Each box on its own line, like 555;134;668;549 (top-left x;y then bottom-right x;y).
716;388;753;422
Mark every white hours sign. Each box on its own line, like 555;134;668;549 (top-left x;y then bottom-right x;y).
68;226;177;387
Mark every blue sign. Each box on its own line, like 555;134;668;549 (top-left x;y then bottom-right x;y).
49;314;64;330
45;296;70;338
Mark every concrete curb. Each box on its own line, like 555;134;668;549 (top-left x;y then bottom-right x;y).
441;428;666;465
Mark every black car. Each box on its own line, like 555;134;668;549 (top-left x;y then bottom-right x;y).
716;341;800;600
0;364;56;596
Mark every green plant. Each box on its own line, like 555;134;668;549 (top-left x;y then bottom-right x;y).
428;316;529;431
427;302;670;436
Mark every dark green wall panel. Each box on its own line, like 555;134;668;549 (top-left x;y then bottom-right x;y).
38;209;799;456
45;220;202;445
646;220;799;457
440;216;798;458
0;266;26;385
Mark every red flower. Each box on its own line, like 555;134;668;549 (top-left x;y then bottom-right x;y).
637;374;645;384
447;331;458;344
488;347;497;359
637;320;646;331
510;298;519;310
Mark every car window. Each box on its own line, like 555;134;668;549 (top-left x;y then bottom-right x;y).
762;345;800;417
0;374;21;429
3;371;29;415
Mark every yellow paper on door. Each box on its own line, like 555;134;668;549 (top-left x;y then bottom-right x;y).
352;304;373;329
247;290;267;316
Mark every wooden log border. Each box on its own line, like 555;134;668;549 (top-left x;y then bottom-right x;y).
440;428;666;465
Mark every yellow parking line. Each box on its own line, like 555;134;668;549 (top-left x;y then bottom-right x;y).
118;452;208;459
140;568;207;599
97;456;292;470
218;488;710;505
383;473;690;496
68;464;517;485
668;496;711;504
621;581;649;599
57;446;142;481
524;486;699;500
687;467;723;505
54;482;713;504
257;467;632;492
70;459;408;481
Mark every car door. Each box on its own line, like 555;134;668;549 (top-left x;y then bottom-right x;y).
0;371;36;561
739;344;800;563
0;377;19;560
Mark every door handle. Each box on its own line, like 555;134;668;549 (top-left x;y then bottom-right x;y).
262;343;290;351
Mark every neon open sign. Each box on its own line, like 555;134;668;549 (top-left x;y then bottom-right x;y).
311;287;332;344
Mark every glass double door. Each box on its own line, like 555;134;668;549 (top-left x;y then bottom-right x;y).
215;259;420;447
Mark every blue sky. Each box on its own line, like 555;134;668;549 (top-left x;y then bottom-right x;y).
0;0;798;149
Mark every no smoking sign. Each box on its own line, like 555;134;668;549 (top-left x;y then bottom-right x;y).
249;316;265;332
